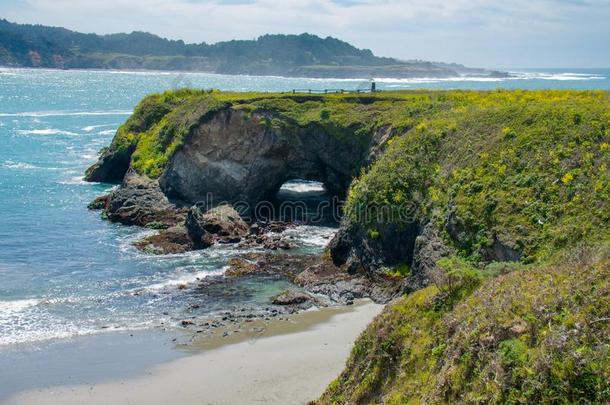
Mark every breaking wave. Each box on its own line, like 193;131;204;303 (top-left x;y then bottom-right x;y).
16;128;78;136
81;124;115;132
0;110;132;117
1;160;38;170
509;71;606;81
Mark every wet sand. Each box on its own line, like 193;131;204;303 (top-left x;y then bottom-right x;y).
6;300;383;405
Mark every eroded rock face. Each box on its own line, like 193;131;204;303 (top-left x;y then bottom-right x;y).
86;105;395;223
329;221;420;277
446;207;522;262
410;222;453;289
104;170;187;227
160;109;370;208
84;145;134;183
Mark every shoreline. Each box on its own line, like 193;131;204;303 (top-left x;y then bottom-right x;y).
5;300;383;405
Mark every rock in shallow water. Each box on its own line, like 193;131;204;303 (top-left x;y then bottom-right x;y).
134;226;194;255
102;170;187;227
87;194;110;210
186;203;249;248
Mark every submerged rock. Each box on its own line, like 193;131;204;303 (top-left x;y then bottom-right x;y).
225;253;319;280
272;290;314;305
224;252;402;305
225;257;259;277
134;226;194;255
295;259;402;304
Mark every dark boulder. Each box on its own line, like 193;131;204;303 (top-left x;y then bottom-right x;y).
104;170;186;227
186;204;249;248
329;221;419;277
134;226;194;255
327;223;355;266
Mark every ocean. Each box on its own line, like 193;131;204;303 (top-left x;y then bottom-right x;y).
1;67;609;350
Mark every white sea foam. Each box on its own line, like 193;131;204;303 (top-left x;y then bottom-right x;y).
0;319;154;346
0;295;163;346
99;69;177;76
306;72;605;86
0;110;132;117
279;180;326;193
509;71;605;81
137;267;227;294
0;299;40;319
98;129;117;136
0;325;94;346
1;160;38;170
281;225;337;248
57;176;86;185
82;124;114;132
373;76;505;84
16;128;78;136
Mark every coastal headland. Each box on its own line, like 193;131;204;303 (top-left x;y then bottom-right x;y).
77;89;610;403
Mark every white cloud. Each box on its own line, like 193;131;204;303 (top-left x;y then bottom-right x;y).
2;0;609;67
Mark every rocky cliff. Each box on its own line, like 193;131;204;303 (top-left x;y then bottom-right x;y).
87;89;610;280
87;90;610;402
85;90;393;223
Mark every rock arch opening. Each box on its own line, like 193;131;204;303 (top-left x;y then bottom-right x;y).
254;179;341;225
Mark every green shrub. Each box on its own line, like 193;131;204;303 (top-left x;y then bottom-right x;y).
368;229;380;239
499;338;529;367
386;263;411;278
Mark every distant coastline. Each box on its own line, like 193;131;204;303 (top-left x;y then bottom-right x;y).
0;19;507;79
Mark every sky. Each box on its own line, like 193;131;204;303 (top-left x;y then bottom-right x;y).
1;0;609;68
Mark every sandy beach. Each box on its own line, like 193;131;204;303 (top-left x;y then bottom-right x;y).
6;301;382;405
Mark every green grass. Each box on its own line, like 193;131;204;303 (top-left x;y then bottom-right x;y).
385;263;411;278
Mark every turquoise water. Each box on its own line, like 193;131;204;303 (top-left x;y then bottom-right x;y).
0;67;609;348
